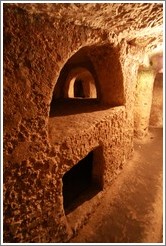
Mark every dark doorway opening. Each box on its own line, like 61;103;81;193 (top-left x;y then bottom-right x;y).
62;149;103;214
74;79;85;98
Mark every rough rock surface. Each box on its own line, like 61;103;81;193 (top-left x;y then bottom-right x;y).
134;68;155;138
69;128;163;243
150;73;163;127
3;3;163;243
11;3;163;50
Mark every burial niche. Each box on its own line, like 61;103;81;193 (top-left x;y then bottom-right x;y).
62;147;103;214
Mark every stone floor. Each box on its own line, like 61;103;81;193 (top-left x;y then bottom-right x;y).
69;128;163;243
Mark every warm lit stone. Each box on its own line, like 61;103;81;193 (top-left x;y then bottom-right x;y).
3;3;163;243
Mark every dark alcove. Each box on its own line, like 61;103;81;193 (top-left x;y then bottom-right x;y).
74;79;85;98
63;151;93;212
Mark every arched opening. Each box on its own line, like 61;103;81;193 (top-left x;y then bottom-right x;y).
49;44;124;118
64;67;97;99
48;44;125;232
52;47;100;103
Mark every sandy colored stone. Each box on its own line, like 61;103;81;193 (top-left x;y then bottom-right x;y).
3;3;163;243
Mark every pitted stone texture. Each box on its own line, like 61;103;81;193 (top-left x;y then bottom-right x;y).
134;69;155;138
9;3;163;50
3;3;163;243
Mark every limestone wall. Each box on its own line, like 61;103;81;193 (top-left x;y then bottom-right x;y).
3;4;107;243
134;69;155;138
149;73;163;127
3;4;149;243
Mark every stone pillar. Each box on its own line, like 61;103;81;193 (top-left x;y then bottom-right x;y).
134;68;155;138
149;73;163;127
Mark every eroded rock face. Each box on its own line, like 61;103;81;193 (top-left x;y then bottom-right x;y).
9;3;163;49
3;3;163;243
134;68;156;138
149;73;163;127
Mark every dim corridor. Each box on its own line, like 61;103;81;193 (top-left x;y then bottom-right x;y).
69;128;163;243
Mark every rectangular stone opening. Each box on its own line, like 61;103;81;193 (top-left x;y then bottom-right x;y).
62;147;103;215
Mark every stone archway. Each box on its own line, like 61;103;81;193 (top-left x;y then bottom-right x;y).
64;67;97;99
49;44;125;116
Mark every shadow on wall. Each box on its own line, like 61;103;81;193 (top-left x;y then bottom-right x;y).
49;98;110;117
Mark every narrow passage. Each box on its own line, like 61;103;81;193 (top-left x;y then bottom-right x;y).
70;128;163;243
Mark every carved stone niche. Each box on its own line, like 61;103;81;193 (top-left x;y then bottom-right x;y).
62;146;104;215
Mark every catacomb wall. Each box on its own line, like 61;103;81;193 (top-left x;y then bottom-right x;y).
134;68;155;138
149;72;163;127
4;4;146;243
134;51;163;138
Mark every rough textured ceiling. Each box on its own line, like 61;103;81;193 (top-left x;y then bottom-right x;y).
11;3;163;51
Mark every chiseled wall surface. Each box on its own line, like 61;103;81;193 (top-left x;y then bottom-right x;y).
119;43;141;158
4;4;141;243
149;73;163;127
134;68;155;138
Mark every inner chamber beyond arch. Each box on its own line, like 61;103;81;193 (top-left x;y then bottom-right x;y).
49;44;125;117
52;46;100;101
64;67;97;99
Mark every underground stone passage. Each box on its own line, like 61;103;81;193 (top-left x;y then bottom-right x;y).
3;2;163;244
